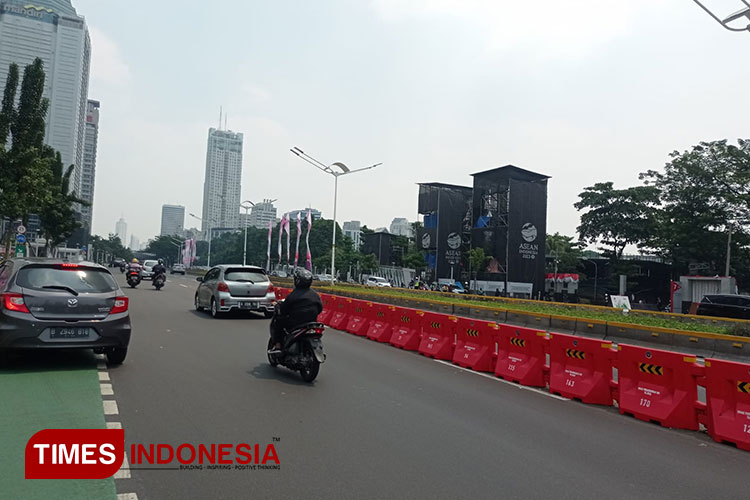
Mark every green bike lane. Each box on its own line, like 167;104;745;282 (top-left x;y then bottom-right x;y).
0;350;117;500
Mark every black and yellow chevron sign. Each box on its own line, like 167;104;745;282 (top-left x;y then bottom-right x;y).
565;349;586;360
429;321;441;329
466;328;480;337
401;316;410;323
639;363;663;376
738;381;750;394
510;338;526;348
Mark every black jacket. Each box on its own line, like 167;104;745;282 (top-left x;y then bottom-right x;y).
279;287;323;329
152;264;166;276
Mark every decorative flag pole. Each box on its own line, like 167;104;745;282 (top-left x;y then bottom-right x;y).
294;212;301;268
305;210;313;271
277;216;284;271
285;214;291;268
266;220;272;272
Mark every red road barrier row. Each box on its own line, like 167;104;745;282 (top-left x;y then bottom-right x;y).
275;289;750;452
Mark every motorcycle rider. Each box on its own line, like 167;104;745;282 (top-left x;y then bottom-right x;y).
152;259;167;278
268;268;322;354
127;258;141;272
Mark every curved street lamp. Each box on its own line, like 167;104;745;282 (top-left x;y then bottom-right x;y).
189;213;218;267
240;200;255;266
290;147;382;282
692;0;750;32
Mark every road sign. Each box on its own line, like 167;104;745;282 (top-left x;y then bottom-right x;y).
16;234;26;244
16;225;26;234
14;244;25;258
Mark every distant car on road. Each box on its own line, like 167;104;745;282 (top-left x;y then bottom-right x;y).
366;276;392;287
194;265;276;318
111;258;125;268
141;260;158;280
170;263;186;275
0;259;131;365
696;294;750;320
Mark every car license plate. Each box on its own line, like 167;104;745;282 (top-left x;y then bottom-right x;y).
49;327;92;339
240;302;257;310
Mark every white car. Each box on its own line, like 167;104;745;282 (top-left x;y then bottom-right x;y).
366;276;391;287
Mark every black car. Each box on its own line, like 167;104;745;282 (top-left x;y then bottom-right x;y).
695;294;750;320
0;259;132;365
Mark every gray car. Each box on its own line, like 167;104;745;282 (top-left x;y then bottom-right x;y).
0;259;132;365
194;265;276;318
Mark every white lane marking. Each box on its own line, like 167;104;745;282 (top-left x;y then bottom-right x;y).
115;453;131;479
98;371;110;381
433;360;569;401
117;494;138;500
100;383;114;396
179;284;188;288
106;422;122;429
103;400;119;415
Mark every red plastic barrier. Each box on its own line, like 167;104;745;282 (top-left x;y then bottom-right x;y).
494;325;548;387
274;287;291;300
418;312;457;360
704;358;750;451
389;307;424;351
452;318;498;372
617;344;705;430
318;294;336;325
327;297;351;330
365;304;395;343
548;333;615;405
344;300;371;336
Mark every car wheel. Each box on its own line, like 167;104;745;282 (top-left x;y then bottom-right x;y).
107;347;127;365
210;298;222;318
195;294;204;311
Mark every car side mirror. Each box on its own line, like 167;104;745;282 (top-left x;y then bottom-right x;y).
196;277;203;282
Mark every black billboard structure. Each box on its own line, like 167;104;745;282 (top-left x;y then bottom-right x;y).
471;165;549;296
361;231;395;266
417;183;474;283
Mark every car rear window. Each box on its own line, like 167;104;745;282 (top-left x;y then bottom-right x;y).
143;260;158;267
17;265;119;293
224;268;267;282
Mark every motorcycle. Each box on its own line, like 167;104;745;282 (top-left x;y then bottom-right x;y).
126;267;142;288
152;272;166;291
267;303;326;382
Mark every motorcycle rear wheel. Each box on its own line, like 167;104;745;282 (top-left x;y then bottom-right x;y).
299;348;320;383
266;337;279;367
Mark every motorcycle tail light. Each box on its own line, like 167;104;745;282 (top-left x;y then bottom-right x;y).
110;297;129;314
217;282;230;292
314;327;325;334
2;293;29;313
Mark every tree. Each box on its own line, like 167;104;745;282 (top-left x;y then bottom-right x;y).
640;139;750;277
90;234;132;263
359;253;379;273
574;182;659;259
468;247;492;283
546;233;584;273
39;153;89;253
145;235;186;265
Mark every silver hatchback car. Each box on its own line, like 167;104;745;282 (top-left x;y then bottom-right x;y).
194;265;276;318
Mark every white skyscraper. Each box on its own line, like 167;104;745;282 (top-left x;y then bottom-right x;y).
129;234;139;251
343;221;362;251
160;204;185;236
80;99;99;233
246;199;277;229
0;1;91;199
115;217;127;245
201;127;243;236
390;218;414;238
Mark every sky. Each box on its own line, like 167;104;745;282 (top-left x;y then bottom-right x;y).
78;0;750;245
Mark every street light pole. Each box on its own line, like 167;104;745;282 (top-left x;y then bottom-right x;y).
290;147;381;283
189;213;217;267
241;201;255;266
692;0;750;32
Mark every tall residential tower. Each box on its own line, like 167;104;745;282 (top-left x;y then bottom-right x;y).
160;204;185;236
201;127;243;236
79;99;99;234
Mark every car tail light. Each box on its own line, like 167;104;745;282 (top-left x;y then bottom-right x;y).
267;283;275;294
110;296;129;314
217;282;230;292
3;293;30;313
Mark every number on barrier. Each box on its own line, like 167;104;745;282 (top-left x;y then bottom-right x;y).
566;379;575;387
508;364;516;372
640;399;651;408
744;424;750;435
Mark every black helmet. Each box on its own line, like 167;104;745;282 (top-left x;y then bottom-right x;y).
294;268;313;289
158;259;164;265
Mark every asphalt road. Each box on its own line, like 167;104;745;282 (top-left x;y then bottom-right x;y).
109;273;750;500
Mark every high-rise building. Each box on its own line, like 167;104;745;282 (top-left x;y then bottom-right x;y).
79;99;99;234
201;127;243;235
0;0;91;199
287;208;322;222
343;221;362;251
389;218;414;238
129;234;139;251
115;217;127;245
245;199;277;229
160;204;185;236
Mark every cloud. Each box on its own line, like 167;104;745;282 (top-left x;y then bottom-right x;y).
371;0;669;58
88;26;131;85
